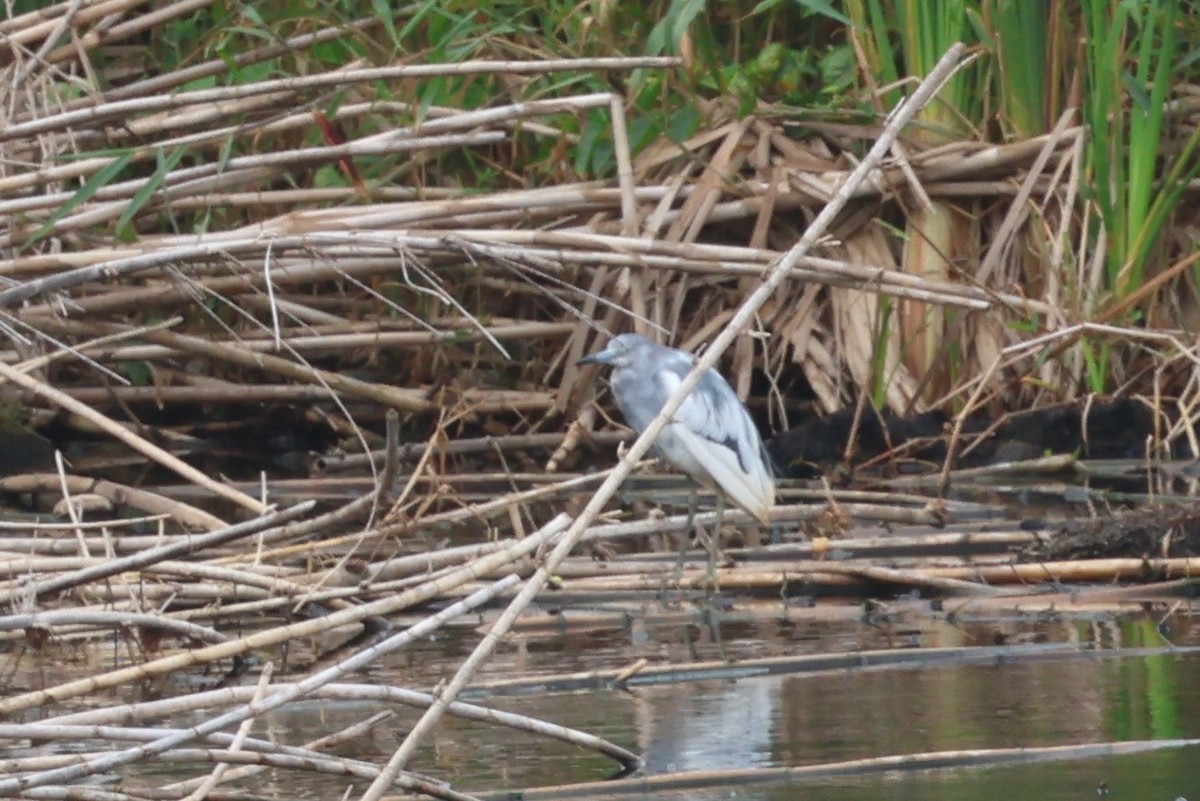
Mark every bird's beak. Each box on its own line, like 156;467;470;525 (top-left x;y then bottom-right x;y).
577;346;616;366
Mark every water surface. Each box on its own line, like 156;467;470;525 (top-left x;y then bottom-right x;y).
243;610;1200;798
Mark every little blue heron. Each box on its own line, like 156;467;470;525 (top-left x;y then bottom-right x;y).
578;333;775;563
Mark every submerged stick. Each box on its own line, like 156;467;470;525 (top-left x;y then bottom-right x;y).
41;682;640;774
494;737;1200;799
0;575;520;796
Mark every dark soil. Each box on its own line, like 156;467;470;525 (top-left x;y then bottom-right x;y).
1019;503;1200;562
767;397;1167;478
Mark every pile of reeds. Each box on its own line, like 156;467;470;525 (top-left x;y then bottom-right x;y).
2;4;1199;447
2;3;1200;473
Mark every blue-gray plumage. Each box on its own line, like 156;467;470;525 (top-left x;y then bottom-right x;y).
578;333;775;524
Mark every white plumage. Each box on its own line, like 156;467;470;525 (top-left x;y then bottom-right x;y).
578;333;775;524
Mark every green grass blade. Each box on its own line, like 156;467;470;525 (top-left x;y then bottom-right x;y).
21;152;134;252
989;0;1049;137
787;0;852;26
115;147;188;243
1123;0;1176;288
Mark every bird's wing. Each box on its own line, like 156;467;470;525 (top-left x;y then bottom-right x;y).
657;363;775;524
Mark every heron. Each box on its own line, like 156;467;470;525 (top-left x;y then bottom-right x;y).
578;333;775;571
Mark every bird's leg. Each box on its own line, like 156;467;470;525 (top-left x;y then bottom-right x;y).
671;483;700;584
705;492;725;591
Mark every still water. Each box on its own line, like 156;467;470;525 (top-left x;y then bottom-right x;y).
244;611;1200;799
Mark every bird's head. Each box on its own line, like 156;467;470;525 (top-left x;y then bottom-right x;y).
576;333;650;370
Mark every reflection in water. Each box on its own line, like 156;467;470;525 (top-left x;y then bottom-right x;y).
618;641;1200;800
635;678;780;773
767;745;1200;801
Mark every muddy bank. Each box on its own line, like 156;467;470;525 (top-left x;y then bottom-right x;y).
767;397;1172;478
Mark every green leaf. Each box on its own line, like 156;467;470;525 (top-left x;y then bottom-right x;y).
120;360;152;387
22;152;134;252
666;105;701;142
574;113;601;176
755;43;785;76
646;0;705;56
313;164;343;188
239;5;265;27
819;45;856;92
788;0;852;26
216;135;235;172
626;115;662;154
751;0;787;14
373;0;399;49
116;147;187;243
1121;69;1150;111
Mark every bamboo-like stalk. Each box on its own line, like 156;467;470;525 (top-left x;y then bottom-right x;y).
0;503;314;604
4;60;680;135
